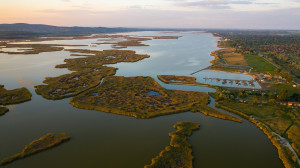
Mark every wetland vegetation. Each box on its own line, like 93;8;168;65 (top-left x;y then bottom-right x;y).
35;49;149;99
1;29;298;168
0;85;31;105
144;121;199;168
158;75;210;87
35;46;240;122
1;133;70;165
70;76;241;121
0;44;65;54
0;106;9;116
0;85;31;115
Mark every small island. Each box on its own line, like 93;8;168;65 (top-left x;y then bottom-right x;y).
1;133;70;165
0;85;32;116
144;121;199;168
147;36;181;39
0;106;9;116
158;75;210;87
0;43;65;54
0;85;32;105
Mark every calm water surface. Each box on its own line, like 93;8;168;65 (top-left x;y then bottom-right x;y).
0;32;283;168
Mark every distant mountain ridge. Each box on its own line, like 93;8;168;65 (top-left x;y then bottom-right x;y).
0;23;145;39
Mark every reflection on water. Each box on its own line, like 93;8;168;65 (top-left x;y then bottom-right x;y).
0;47;33;53
0;31;283;168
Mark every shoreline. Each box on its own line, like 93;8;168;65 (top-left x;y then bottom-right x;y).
215;103;298;168
208;33;299;168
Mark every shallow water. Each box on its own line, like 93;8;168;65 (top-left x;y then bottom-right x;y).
0;31;283;168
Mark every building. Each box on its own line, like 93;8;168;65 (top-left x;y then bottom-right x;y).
288;102;300;107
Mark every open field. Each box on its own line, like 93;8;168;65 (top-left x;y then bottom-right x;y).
211;48;247;66
244;54;278;74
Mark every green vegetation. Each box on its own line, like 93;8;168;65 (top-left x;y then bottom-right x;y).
271;84;300;98
215;101;299;168
35;67;116;100
0;85;31;116
210;88;300;167
36;47;240;122
216;100;294;135
144;121;199;168
35;49;149;100
244;54;277;74
112;37;151;48
190;104;242;123
70;76;241;122
212;48;247;65
1;133;70;165
0;106;9;116
286;124;300;157
0;85;31;105
210;30;300;79
157;75;209;87
70;76;208;118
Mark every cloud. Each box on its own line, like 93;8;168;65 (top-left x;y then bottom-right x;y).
175;0;253;9
24;6;300;30
127;5;143;9
174;0;279;10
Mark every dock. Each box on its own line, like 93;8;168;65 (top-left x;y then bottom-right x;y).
203;77;255;87
190;67;208;75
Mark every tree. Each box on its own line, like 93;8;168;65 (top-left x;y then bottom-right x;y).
268;92;276;99
275;68;282;74
269;99;276;105
253;95;259;104
277;89;288;101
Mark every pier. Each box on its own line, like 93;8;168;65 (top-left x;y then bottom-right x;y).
190;67;208;75
203;77;255;87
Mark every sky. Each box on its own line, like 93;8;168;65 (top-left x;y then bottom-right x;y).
0;0;300;29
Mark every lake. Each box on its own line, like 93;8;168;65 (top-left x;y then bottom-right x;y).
0;31;283;167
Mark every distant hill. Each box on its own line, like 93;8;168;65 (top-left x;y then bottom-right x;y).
0;23;145;39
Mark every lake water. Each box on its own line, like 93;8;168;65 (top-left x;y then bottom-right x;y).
0;31;283;168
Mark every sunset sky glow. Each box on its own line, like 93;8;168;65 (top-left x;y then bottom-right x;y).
1;0;300;29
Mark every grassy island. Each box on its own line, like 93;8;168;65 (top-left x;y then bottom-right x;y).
94;35;180;49
70;76;241;122
92;35;151;49
0;85;32;105
158;75;210;87
35;49;149;99
0;106;9;116
112;37;151;48
144;121;199;168
0;44;64;54
146;36;181;39
1;133;70;165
